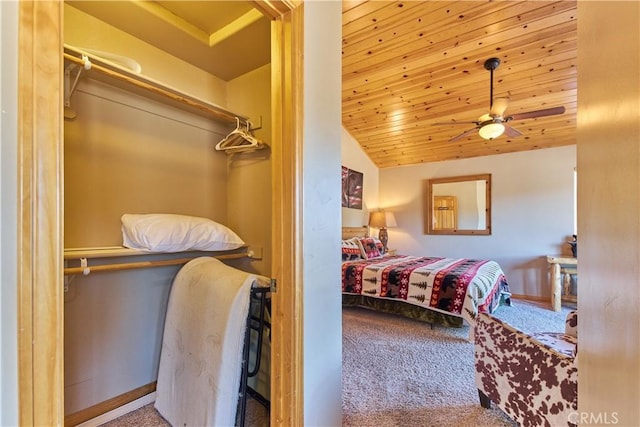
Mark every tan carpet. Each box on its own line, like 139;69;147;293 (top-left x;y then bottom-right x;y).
342;299;571;426
100;398;268;427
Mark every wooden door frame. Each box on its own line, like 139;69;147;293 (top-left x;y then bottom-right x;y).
252;3;304;425
17;1;302;425
17;2;64;425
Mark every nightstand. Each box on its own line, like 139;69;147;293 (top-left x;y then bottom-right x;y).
547;255;577;311
386;248;397;256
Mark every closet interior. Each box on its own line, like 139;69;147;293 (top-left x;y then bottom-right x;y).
62;2;273;425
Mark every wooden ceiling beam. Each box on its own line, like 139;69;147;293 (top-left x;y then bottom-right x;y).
208;9;264;47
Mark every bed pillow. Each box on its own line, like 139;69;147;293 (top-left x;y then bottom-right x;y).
357;237;383;260
342;238;362;261
371;237;385;254
121;213;245;252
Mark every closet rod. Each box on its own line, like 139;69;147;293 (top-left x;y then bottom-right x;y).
63;252;249;276
63;47;248;126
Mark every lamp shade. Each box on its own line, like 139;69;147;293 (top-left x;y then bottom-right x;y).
478;122;505;140
369;211;397;228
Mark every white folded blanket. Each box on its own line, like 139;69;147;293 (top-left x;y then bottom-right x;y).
154;257;265;426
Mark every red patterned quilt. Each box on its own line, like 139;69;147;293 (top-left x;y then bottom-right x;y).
342;256;511;330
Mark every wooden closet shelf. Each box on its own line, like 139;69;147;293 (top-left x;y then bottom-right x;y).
63;44;248;125
65;246;156;259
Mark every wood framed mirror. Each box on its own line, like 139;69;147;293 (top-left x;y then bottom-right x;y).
424;174;491;235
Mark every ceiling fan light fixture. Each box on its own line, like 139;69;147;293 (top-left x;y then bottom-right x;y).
478;122;505;140
438;57;566;143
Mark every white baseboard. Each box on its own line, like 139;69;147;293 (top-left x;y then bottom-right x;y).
75;392;156;427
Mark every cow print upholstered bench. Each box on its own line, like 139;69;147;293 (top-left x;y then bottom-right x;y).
474;310;578;427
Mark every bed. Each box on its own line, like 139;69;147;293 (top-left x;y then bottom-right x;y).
341;227;511;335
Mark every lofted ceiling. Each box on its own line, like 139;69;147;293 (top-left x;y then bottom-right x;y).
67;1;577;169
343;1;577;168
66;0;271;81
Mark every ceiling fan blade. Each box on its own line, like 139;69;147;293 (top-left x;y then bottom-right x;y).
506;106;565;121
449;127;479;142
490;97;509;117
478;113;492;123
503;125;523;138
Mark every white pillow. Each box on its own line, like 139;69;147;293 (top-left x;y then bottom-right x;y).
121;213;245;252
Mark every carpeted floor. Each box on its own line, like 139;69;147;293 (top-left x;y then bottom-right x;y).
99;397;268;427
101;299;570;427
342;299;571;427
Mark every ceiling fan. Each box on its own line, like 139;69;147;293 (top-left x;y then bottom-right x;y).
435;57;566;142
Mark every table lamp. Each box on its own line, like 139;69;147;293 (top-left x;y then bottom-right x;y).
368;211;397;252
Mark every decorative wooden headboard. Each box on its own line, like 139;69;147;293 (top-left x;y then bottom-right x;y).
342;226;369;240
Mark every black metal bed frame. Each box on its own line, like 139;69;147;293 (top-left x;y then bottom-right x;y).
236;286;271;427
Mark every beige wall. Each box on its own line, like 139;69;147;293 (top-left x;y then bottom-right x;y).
302;2;343;425
341;127;379;228
577;2;640;424
226;64;272;276
0;1;19;424
64;263;179;414
64;78;231;247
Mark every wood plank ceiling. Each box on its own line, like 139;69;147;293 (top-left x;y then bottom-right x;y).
342;1;577;168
